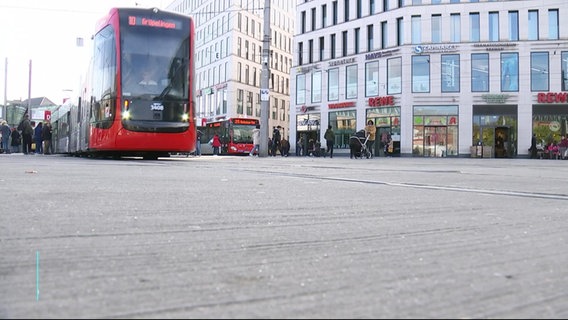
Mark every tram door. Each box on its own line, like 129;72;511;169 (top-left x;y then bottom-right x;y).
424;126;447;157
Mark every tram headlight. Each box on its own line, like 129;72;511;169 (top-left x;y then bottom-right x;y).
182;113;189;121
122;110;131;120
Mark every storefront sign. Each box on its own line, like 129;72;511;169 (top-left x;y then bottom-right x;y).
537;92;568;103
215;82;227;90
328;57;356;67
368;96;394;107
473;42;517;51
328;102;355;109
296;64;320;74
413;45;458;54
365;49;400;61
298;105;317;113
481;94;510;104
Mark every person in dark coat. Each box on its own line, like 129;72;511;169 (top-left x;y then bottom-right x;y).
10;126;21;153
529;134;538;159
20;115;34;154
42;122;53;155
34;122;43;154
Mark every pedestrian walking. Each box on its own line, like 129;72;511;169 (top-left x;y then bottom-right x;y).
249;124;261;156
324;125;335;158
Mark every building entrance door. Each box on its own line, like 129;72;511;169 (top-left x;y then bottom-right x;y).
424;126;447;157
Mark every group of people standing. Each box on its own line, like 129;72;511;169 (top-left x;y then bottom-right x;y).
0;115;52;155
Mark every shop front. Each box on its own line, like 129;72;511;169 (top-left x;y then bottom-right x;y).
472;105;518;158
366;99;401;157
412;106;459;157
296;111;321;156
532;92;568;149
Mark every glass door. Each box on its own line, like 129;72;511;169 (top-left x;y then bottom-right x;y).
424;126;447;157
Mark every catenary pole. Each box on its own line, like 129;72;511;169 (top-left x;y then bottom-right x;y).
259;0;271;157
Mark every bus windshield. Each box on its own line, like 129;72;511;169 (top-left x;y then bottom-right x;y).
121;27;189;100
232;124;255;144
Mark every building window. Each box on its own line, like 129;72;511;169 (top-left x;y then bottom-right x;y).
237;62;242;82
450;13;460;43
432;14;441;43
328;68;339;101
381;21;388;49
322;4;327;28
311;8;316;31
296;74;306;105
346;64;358;99
501;52;519;92
344;0;350;22
308;40;313;63
319;36;325;61
531;52;549;92
411;15;421;44
331;34;336;59
528;10;539;41
237;37;241;56
470;12;480;42
332;1;338;25
370;0;375;15
237;89;243;114
441;54;460;92
471;53;489;92
312;71;322;103
298;42;303;65
508;11;519;41
365;61;379;97
562;52;568;91
301;11;306;34
354;28;360;54
412;55;430;93
549;9;559;40
396;17;404;46
387;57;402;94
342;30;348;57
383;0;389;11
489;12;499;41
357;0;362;19
329;110;356;149
367;24;374;52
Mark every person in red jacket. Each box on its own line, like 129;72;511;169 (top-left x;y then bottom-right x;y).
211;133;221;156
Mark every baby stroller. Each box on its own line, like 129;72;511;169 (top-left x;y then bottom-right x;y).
349;130;372;159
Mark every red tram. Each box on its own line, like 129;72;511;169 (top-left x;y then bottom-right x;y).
52;7;196;159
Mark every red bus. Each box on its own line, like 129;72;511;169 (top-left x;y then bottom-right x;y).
200;118;260;155
52;7;196;159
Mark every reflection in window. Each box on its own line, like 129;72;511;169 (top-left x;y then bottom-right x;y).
549;9;559;40
296;74;306;105
531;52;549;91
387;57;402;94
312;71;322;103
366;61;379;97
508;11;518;41
442;54;460;92
329;110;357;149
528;10;539;40
471;53;489;92
501;52;519;92
328;68;339;101
489;12;499;41
562;52;568;91
450;13;460;43
346;65;358;99
412;55;430;93
470;13;480;42
432;14;442;43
